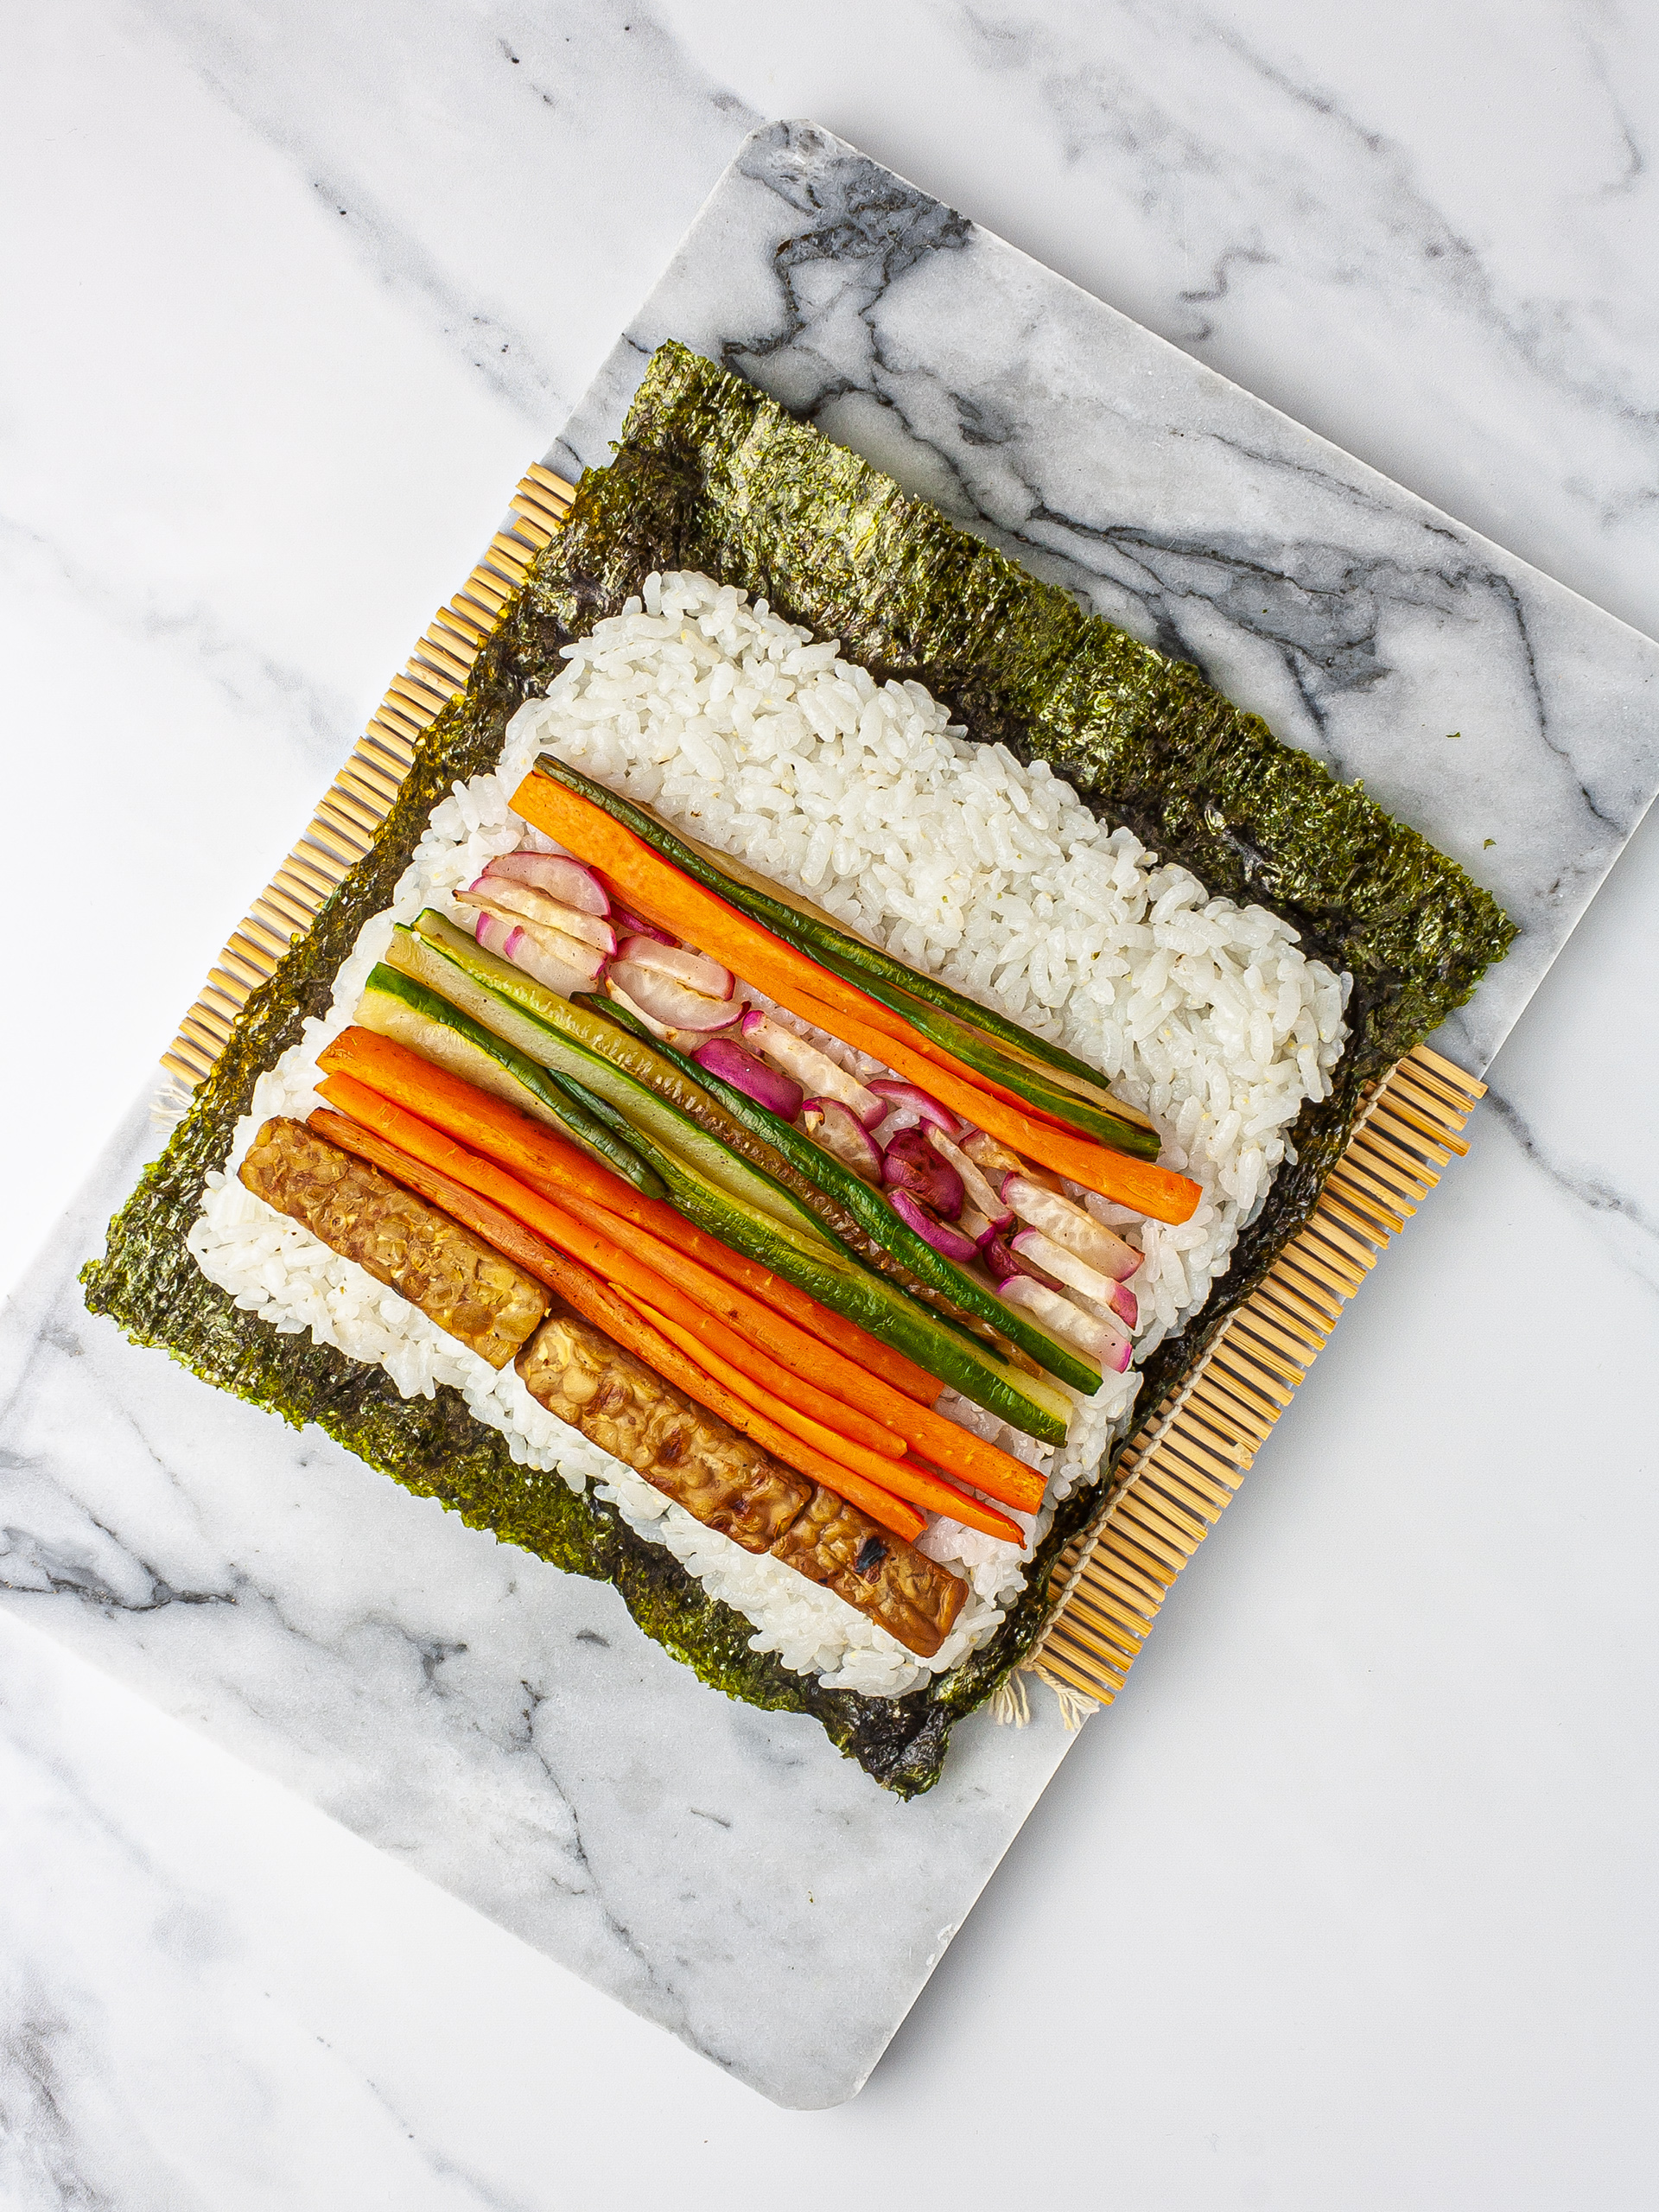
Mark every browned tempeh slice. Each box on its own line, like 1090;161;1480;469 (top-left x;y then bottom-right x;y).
518;1311;810;1553
772;1485;968;1660
238;1117;549;1368
518;1310;968;1656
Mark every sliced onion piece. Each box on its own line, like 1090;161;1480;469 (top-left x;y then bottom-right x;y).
608;978;746;1051
800;1098;884;1185
1002;1173;1142;1281
472;907;601;997
616;934;733;1001
693;1038;803;1120
607;958;737;1033
888;1188;980;1263
881;1125;963;1217
483;851;609;915
981;1229;1061;1288
463;877;617;954
958;1200;997;1247
994;1274;1129;1374
742;1009;883;1126
1011;1225;1137;1325
610;904;675;945
463;897;607;976
925;1124;1012;1228
605;976;676;1039
963;1128;1065;1196
866;1078;959;1137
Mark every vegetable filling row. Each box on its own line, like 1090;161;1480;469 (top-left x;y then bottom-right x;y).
234;760;1202;1658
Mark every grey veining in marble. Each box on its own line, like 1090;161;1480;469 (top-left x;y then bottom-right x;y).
4;110;1658;2122
550;121;1659;1078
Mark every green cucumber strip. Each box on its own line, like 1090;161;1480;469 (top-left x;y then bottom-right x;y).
540;1033;1067;1440
594;995;1100;1404
394;924;1066;1432
354;968;662;1197
530;753;1159;1159
385;919;821;1242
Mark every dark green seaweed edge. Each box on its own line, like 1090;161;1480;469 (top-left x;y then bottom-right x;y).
81;341;1514;1796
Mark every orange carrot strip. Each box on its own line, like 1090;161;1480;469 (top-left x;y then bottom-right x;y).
311;1079;1044;1514
532;1201;1047;1515
317;1024;936;1402
617;1287;1024;1545
306;1109;924;1542
511;769;1199;1222
319;1069;911;1460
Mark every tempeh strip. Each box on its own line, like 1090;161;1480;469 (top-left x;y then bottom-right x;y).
308;1108;926;1539
237;1118;549;1366
518;1312;966;1656
614;1287;1026;1544
516;1311;813;1554
316;1070;912;1459
771;1486;969;1659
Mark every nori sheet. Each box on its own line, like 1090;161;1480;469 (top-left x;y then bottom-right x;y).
82;341;1514;1796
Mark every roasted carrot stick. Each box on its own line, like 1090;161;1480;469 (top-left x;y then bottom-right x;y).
316;1025;937;1402
615;1287;1025;1545
309;1088;1045;1514
510;769;1200;1222
530;1198;1046;1512
318;1069;912;1460
306;1109;924;1541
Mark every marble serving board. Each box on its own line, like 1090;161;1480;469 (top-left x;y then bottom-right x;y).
3;121;1656;2111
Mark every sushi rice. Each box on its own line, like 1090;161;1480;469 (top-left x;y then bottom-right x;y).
189;571;1348;1698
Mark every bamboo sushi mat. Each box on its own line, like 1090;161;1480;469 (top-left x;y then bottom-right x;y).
156;461;1486;1723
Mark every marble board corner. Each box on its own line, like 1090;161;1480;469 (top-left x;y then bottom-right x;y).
547;118;1659;1082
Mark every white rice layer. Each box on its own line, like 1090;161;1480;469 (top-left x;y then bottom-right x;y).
188;569;1348;1699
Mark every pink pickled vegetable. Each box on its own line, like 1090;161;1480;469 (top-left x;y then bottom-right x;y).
693;1038;803;1120
888;1189;979;1263
800;1098;884;1185
472;908;601;997
483;850;609;915
1010;1225;1137;1325
881;1126;963;1217
463;876;617;955
607;959;736;1033
742;1009;883;1127
616;935;733;1001
925;1125;1012;1227
1001;1173;1142;1281
994;1274;1130;1373
866;1079;959;1137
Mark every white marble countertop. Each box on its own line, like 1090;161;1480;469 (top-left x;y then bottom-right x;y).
3;0;1657;2202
